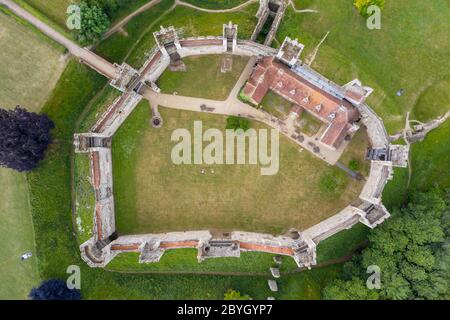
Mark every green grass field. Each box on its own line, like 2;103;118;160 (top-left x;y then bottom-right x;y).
0;9;65;111
0;8;68;299
125;1;259;67
0;168;39;299
157;55;249;100
277;0;450;133
260;90;292;119
21;0;72;29
108;250;298;273
111;102;364;235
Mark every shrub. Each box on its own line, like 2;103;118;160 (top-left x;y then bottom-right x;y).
353;0;385;18
224;289;252;300
226;116;251;132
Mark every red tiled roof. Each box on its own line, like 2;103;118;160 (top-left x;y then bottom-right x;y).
244;57;360;148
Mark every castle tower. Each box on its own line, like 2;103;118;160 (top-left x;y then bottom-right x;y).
153;26;185;71
276;37;304;66
223;21;238;53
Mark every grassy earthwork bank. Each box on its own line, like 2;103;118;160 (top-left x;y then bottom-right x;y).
20;0;158;31
277;0;450;133
0;8;65;111
182;0;250;10
111;103;364;235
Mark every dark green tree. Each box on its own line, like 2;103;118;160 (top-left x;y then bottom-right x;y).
77;2;110;45
322;278;379;300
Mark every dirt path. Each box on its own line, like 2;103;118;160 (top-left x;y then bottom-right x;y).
176;0;258;13
103;0;161;39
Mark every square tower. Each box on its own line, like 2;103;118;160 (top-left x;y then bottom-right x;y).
223;21;238;53
276;37;304;66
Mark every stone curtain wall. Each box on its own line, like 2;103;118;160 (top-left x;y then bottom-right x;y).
74;27;407;269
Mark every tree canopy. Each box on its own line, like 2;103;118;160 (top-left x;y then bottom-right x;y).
226;116;251;132
323;191;449;300
77;1;110;45
0;107;54;172
29;279;81;300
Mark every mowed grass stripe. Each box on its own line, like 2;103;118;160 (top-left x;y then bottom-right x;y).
0;168;39;299
0;10;66;111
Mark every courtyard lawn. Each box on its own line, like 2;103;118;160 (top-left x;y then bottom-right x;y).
260;90;292;119
338;128;371;177
276;0;450;134
0;9;65;111
0;168;39;299
297;110;322;137
112;103;365;235
157;55;249;100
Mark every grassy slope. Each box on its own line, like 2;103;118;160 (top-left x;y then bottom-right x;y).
0;168;39;299
277;0;450;133
157;55;249;100
17;0;448;300
0;9;65;111
21;0;72;29
21;0;154;29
